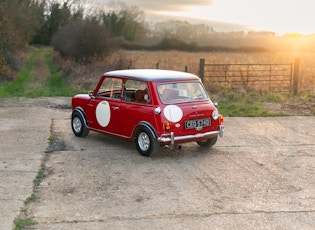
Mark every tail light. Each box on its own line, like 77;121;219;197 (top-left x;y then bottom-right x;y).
164;121;171;132
219;115;224;125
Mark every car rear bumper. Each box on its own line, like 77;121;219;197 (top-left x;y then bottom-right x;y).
158;125;224;145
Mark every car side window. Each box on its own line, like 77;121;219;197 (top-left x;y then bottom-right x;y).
123;80;150;104
97;77;122;100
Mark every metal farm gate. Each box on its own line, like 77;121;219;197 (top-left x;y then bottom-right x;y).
199;59;300;93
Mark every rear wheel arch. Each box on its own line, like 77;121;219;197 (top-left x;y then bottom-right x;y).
133;121;158;140
133;122;160;157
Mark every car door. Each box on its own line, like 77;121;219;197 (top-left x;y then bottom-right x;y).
86;77;123;135
118;79;155;138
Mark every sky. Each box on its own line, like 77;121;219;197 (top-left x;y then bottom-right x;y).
93;0;315;35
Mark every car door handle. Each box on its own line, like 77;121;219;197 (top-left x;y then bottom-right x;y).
112;106;119;111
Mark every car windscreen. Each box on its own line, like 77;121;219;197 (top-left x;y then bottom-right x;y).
157;82;209;104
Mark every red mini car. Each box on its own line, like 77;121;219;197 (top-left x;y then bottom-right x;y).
71;69;224;156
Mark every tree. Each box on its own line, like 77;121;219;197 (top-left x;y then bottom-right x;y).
0;0;44;80
51;18;111;64
153;20;213;44
102;6;146;42
33;1;72;45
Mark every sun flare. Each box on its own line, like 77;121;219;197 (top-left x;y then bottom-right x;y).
158;0;315;35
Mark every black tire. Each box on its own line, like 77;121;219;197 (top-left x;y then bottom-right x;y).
197;136;218;148
135;127;159;157
71;110;89;137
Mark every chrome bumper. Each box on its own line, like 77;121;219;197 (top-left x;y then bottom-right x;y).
158;125;224;144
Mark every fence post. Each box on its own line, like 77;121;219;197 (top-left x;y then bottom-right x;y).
292;58;300;95
184;66;188;72
199;59;205;82
156;63;159;69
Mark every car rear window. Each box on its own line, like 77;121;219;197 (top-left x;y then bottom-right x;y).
158;82;208;104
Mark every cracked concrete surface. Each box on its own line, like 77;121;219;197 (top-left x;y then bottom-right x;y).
0;98;69;230
0;98;314;229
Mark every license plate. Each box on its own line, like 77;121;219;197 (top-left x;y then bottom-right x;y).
185;118;210;129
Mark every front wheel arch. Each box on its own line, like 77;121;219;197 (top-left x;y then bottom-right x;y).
71;109;89;137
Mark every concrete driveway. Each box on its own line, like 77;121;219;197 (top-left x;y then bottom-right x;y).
1;98;314;229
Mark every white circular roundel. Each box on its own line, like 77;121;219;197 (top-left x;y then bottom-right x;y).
96;101;110;127
163;105;183;123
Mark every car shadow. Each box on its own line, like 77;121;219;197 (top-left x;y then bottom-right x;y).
78;132;223;160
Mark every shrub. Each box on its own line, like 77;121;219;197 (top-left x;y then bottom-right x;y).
51;19;113;64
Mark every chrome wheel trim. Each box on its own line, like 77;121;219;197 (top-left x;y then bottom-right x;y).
138;132;150;151
73;117;82;133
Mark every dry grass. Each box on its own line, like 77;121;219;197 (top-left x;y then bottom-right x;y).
56;50;315;93
52;49;315;115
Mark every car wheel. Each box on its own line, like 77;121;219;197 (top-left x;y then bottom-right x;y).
71;110;89;137
197;136;218;148
135;127;159;157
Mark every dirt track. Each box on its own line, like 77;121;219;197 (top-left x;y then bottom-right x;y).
1;97;315;229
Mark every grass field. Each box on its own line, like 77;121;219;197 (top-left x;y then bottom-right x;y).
114;50;315;91
1;47;314;116
52;49;315;116
58;49;315;93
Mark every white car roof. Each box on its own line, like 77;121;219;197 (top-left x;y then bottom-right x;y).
104;69;200;81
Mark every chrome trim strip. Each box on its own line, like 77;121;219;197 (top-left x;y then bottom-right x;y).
89;127;129;139
157;130;220;143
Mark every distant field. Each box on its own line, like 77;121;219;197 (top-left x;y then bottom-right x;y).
118;50;315;92
54;49;314;116
1;47;313;116
64;50;315;92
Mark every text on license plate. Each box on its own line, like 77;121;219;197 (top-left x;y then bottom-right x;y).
185;118;210;129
